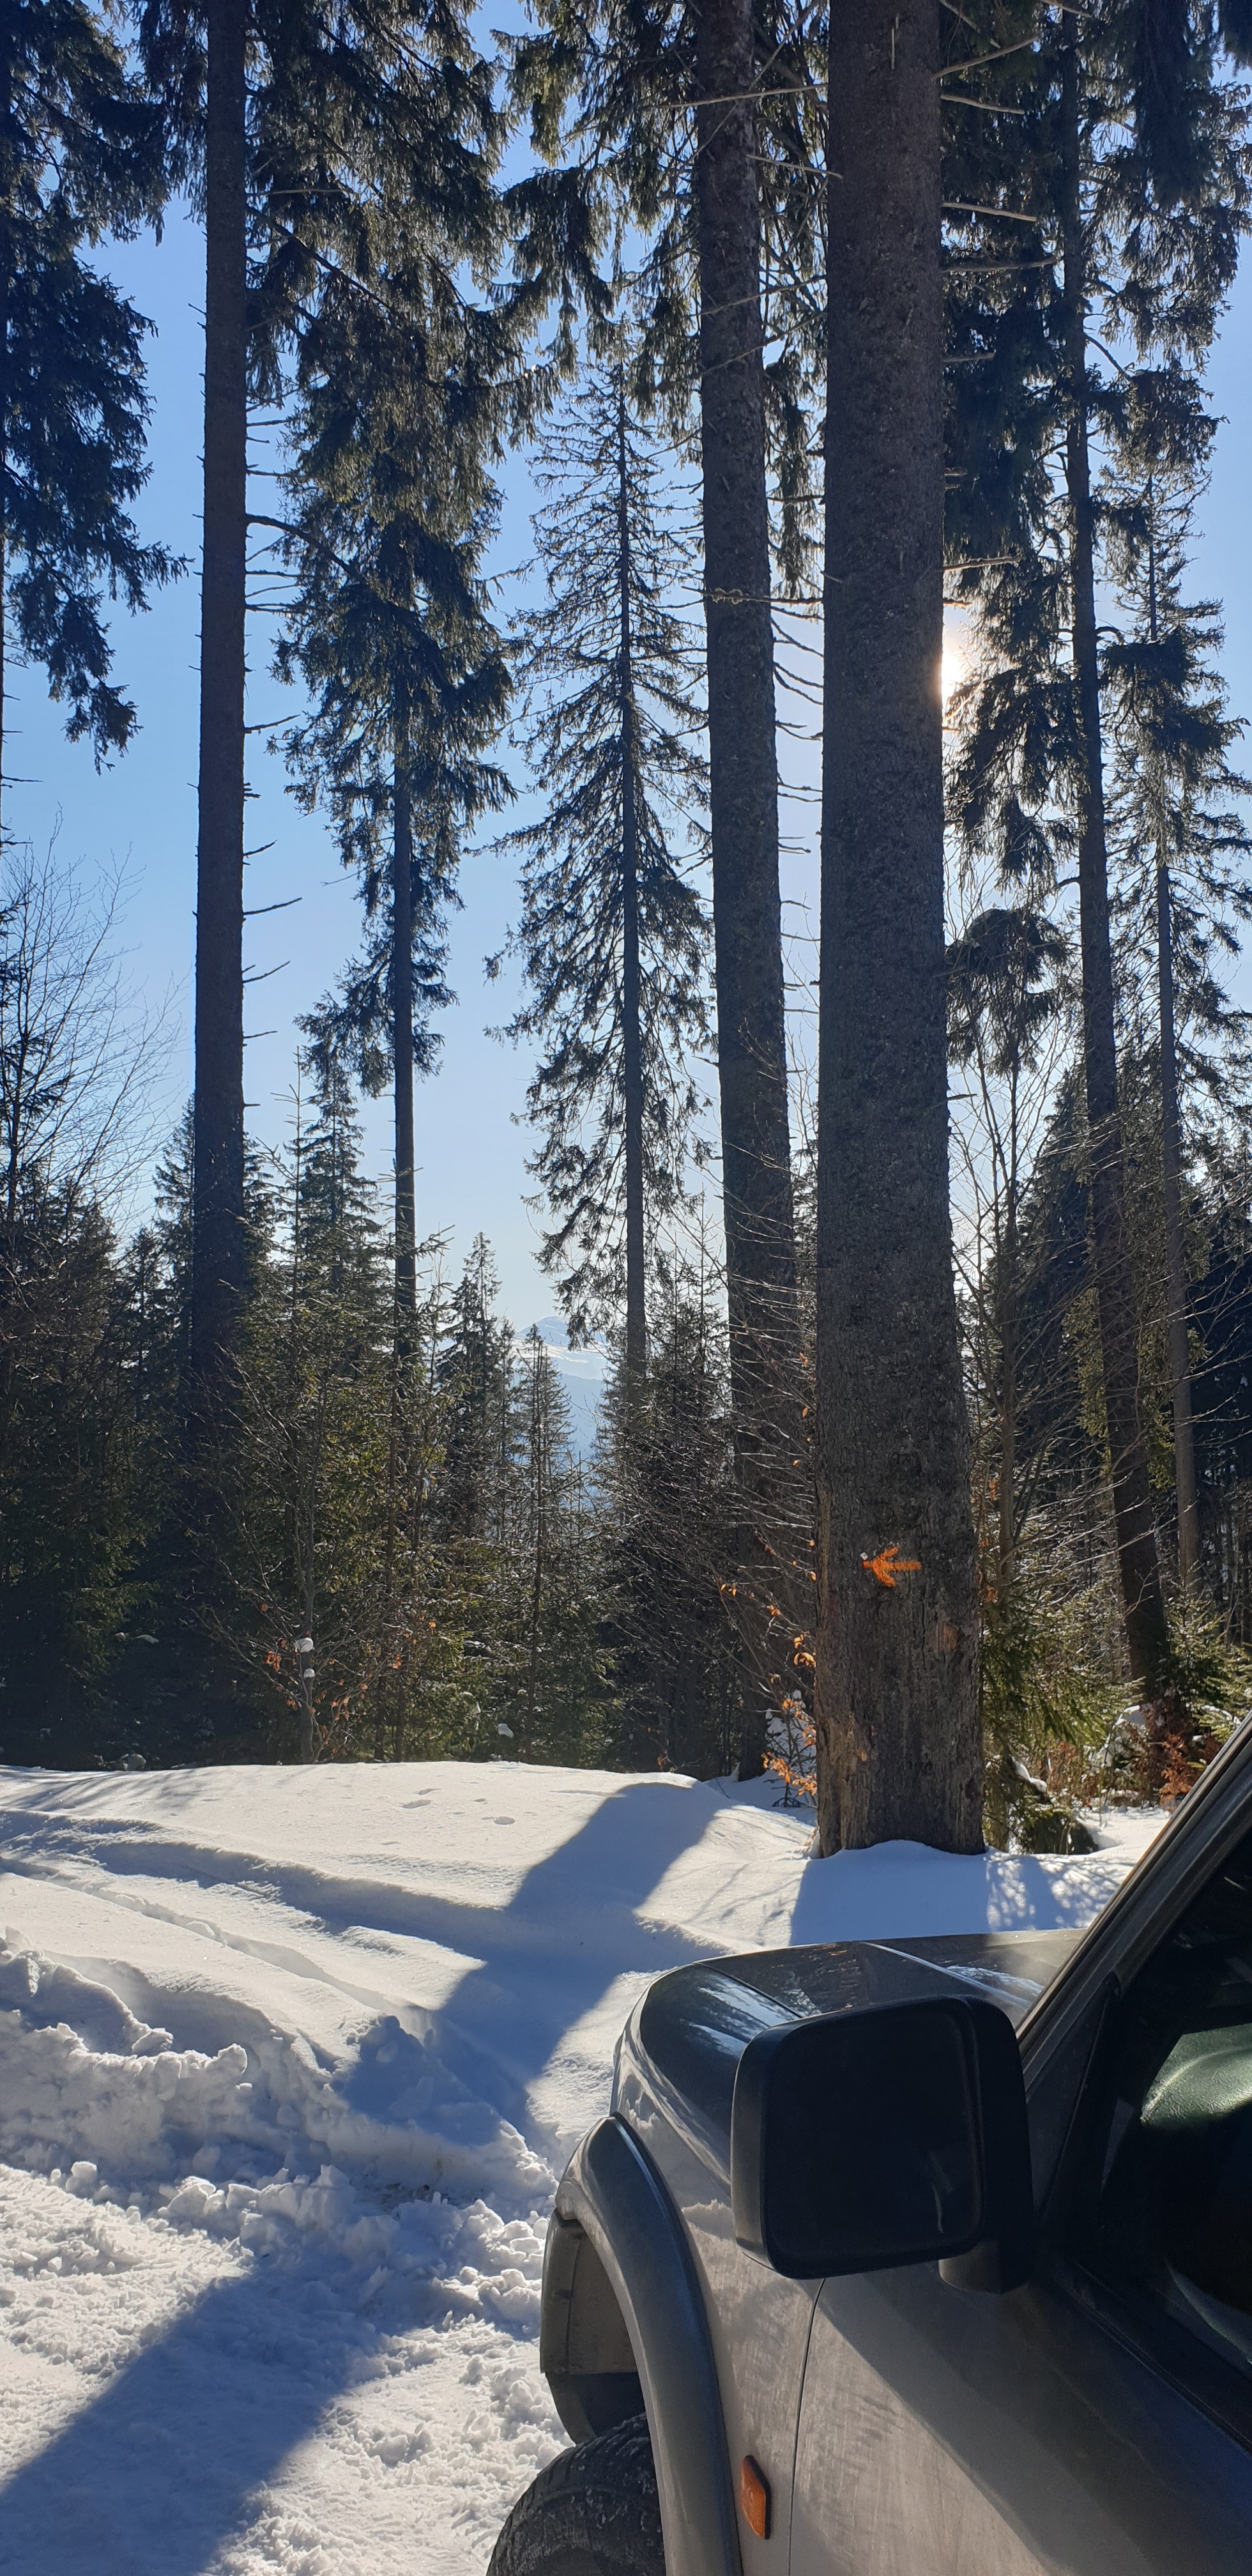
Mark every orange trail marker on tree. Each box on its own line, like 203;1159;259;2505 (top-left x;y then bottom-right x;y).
860;1544;921;1589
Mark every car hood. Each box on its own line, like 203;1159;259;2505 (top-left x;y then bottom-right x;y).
621;1928;1081;2151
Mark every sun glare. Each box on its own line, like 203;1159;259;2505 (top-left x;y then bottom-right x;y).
940;612;970;714
940;638;967;708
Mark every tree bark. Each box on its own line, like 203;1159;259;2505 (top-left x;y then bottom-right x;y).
0;518;6;864
392;745;416;1344
693;0;800;1777
816;0;982;1856
615;376;646;1395
998;1190;1018;1602
1157;855;1200;1583
190;0;247;1421
0;17;14;854
1145;503;1200;1588
524;1336;547;1760
1059;24;1168;1685
373;1359;399;1759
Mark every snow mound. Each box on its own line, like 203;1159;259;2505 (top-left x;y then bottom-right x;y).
0;1938;547;2213
0;1759;1162;2574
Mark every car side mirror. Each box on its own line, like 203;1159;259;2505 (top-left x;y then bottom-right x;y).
730;1995;1033;2288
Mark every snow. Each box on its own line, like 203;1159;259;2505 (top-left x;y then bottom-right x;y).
0;1759;1161;2574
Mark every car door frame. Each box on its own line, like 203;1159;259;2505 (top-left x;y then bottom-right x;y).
1019;1719;1252;2211
1023;1729;1252;2462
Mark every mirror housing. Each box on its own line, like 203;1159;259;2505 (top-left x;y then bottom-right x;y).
730;1995;1033;2286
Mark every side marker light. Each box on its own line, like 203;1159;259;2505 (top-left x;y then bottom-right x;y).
739;2457;771;2541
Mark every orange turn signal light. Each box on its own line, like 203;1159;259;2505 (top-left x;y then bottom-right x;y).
739;2457;771;2541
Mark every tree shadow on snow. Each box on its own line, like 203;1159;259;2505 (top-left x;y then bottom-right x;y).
0;2248;371;2575
0;1783;725;2570
5;1779;719;2126
406;1779;716;2097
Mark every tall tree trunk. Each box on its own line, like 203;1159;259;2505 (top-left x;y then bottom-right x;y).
996;1066;1023;1600
0;15;11;854
1157;855;1200;1583
693;0;800;1776
1060;24;1168;1685
816;0;982;1857
373;1357;399;1759
0;521;6;857
392;744;416;1344
524;1340;546;1759
288;1089;318;1763
998;1200;1018;1602
1145;503;1200;1587
190;0;247;1422
615;377;646;1394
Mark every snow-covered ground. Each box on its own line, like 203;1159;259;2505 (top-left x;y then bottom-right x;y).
0;1760;1163;2576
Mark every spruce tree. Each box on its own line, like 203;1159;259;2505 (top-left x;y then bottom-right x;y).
437;1237;515;1544
816;0;983;1855
510;0;804;1509
945;0;1249;1687
0;3;177;838
1103;451;1252;1583
0;846;167;1761
947;902;1071;1606
468;1322;607;1764
692;0;800;1451
277;189;510;1342
603;1270;740;1775
1059;4;1166;1680
232;1050;388;1760
137;0;507;1419
500;351;710;1382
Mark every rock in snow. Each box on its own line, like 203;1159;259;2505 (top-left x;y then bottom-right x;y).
0;1759;1161;2574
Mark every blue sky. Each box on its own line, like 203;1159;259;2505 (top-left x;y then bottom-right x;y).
8;181;1251;1337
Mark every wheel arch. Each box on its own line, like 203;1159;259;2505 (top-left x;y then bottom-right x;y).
541;2117;743;2576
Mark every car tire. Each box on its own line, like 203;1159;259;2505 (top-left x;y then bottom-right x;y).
488;2414;664;2576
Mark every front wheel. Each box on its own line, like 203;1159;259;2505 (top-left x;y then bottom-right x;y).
489;2415;664;2576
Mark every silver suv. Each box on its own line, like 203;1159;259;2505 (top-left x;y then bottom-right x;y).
491;1724;1252;2576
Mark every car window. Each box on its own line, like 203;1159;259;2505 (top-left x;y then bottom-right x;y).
1072;1820;1252;2383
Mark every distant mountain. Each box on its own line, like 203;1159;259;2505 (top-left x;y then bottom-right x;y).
519;1320;608;1455
524;1320;608;1376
